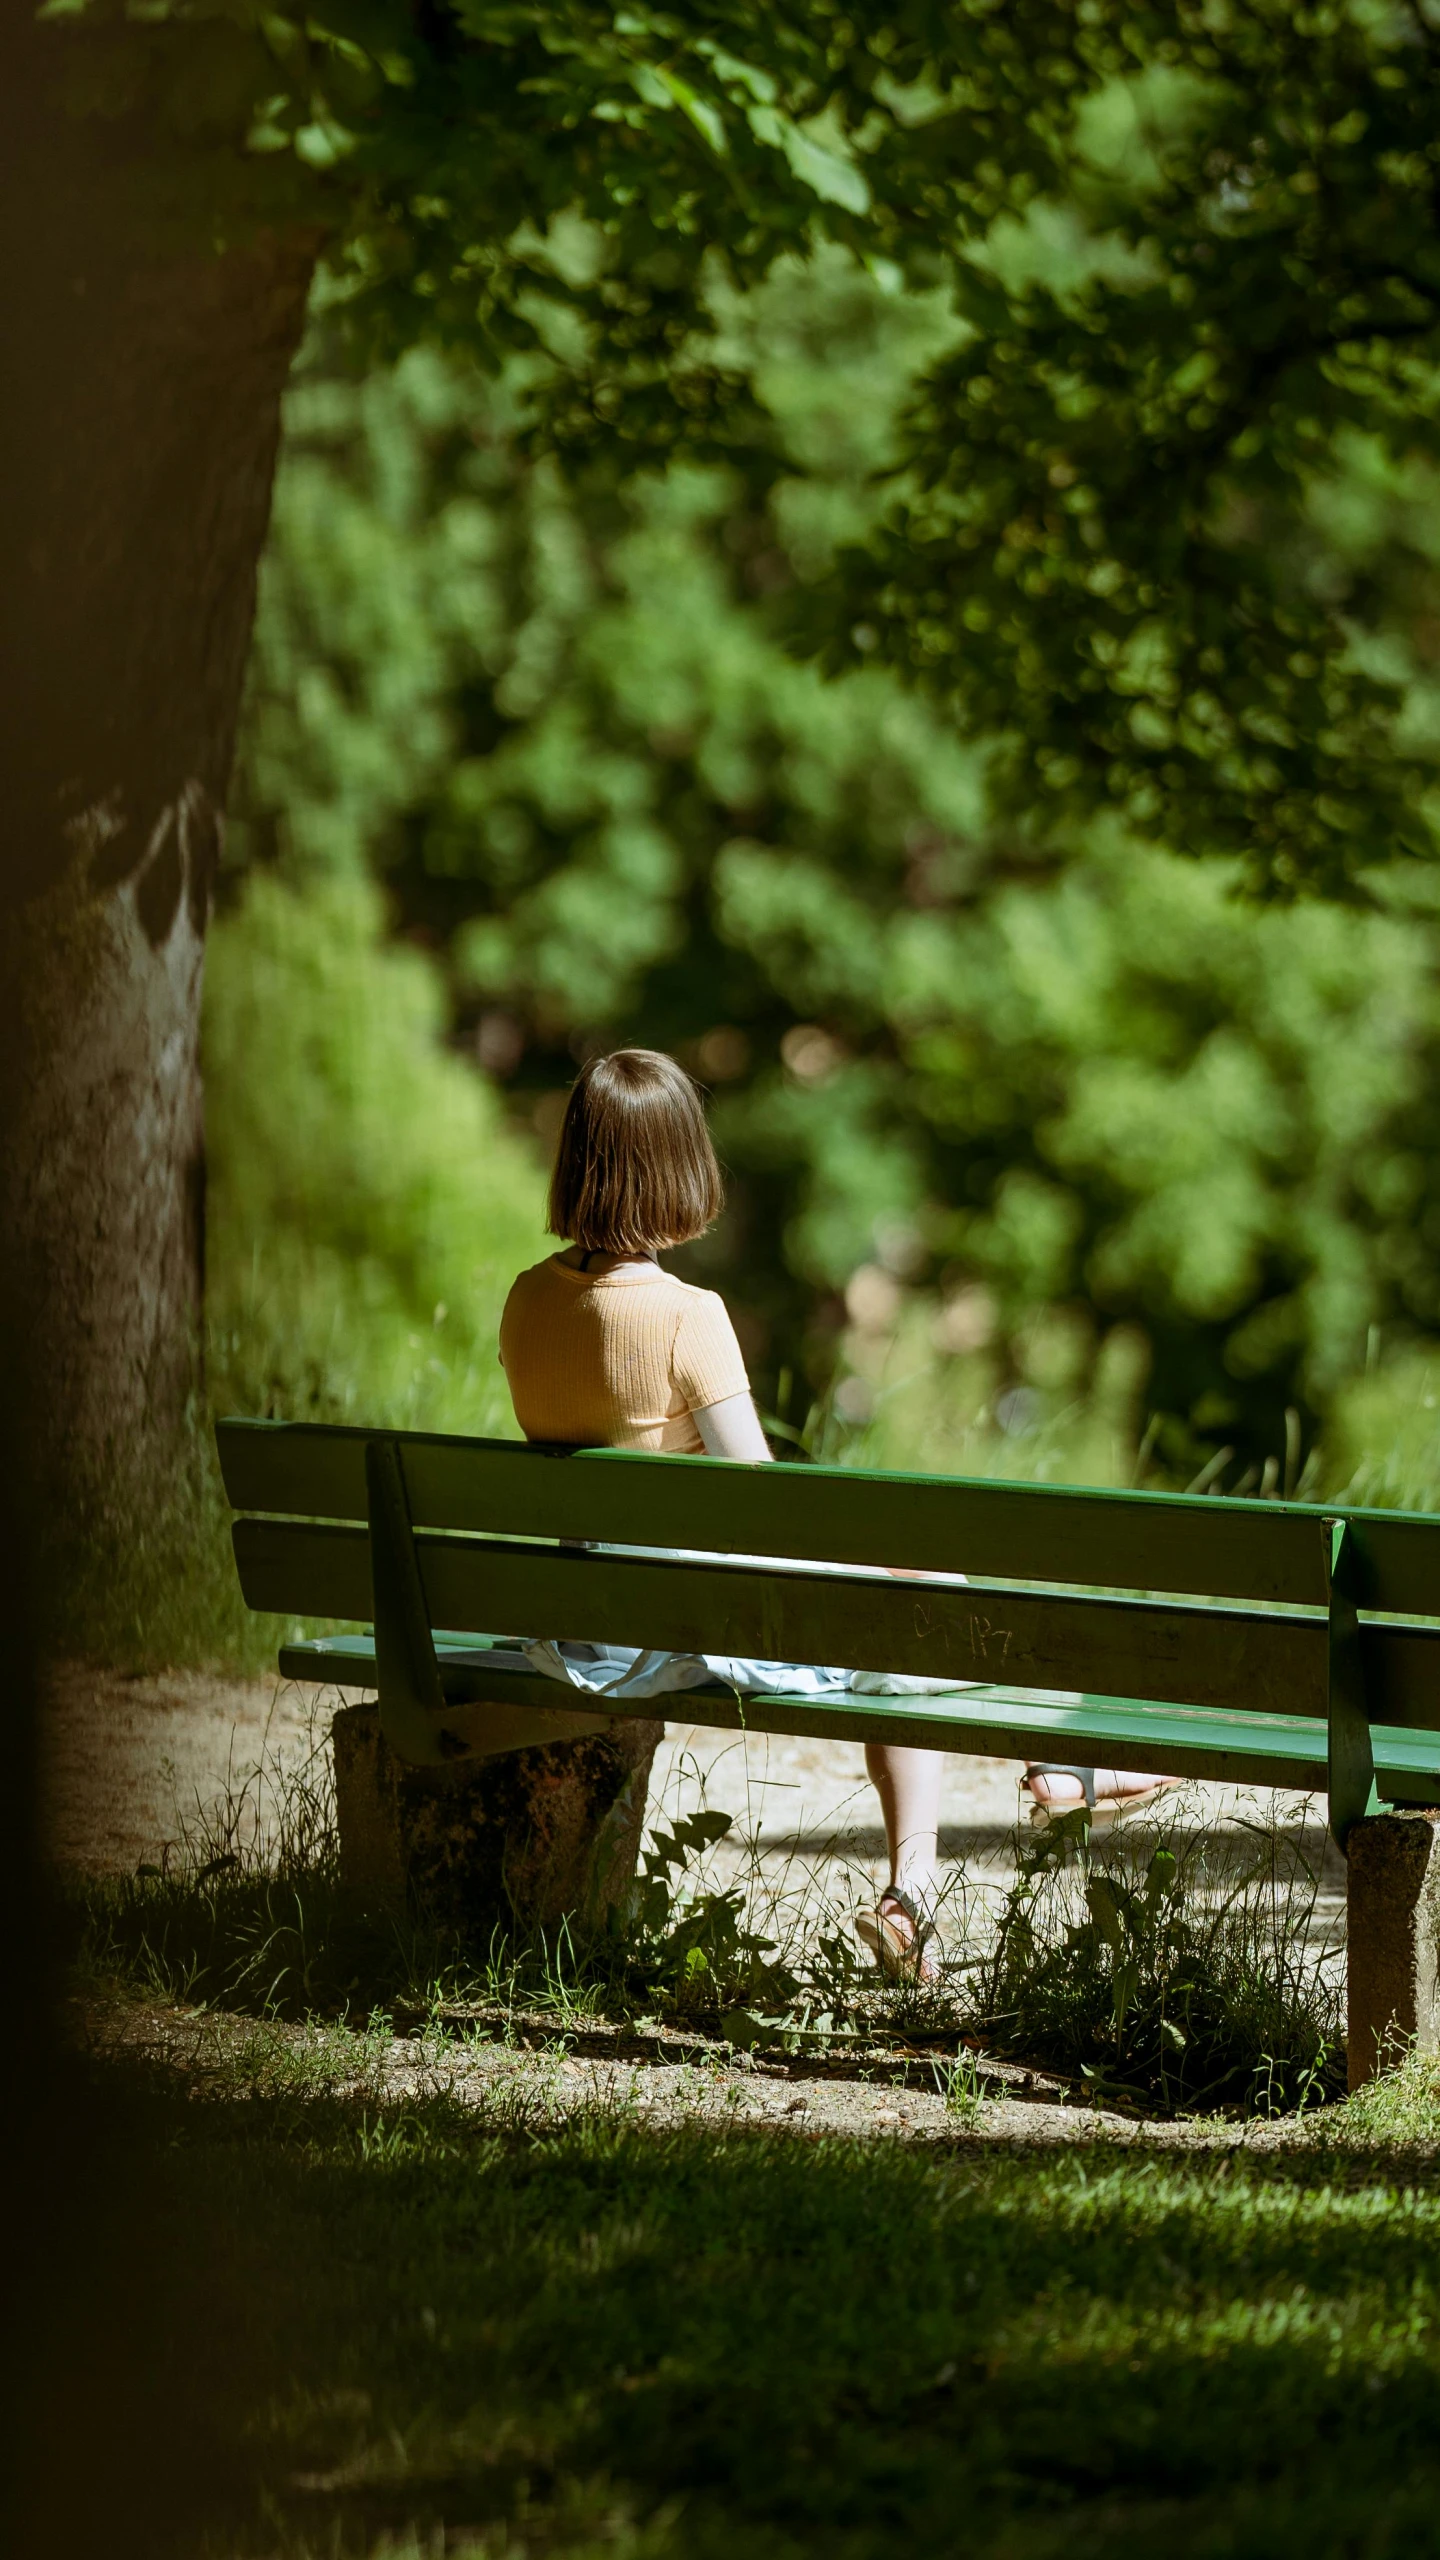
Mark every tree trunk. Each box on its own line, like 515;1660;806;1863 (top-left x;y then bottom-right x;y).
0;28;318;1549
0;29;650;1935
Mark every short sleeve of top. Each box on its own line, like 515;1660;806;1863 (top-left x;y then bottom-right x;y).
671;1288;750;1416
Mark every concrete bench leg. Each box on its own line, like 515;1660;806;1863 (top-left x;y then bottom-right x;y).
1346;1809;1440;2090
331;1702;664;1937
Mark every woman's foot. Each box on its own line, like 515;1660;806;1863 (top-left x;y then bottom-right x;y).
1022;1765;1184;1831
856;1886;940;1985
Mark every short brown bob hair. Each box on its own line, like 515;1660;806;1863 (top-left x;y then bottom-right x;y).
548;1049;723;1256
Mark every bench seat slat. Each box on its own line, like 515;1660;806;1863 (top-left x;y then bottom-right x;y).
216;1418;1440;1615
275;1635;1440;1798
234;1517;1440;1729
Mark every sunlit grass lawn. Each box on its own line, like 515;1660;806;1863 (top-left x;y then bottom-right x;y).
59;2057;1440;2560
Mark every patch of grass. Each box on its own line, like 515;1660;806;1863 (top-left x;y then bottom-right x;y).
72;1722;789;2034
971;1797;1344;2115
1327;2045;1440;2148
1325;1347;1440;1513
69;1712;748;2026
36;2056;1440;2560
929;2042;991;2126
75;1756;529;2028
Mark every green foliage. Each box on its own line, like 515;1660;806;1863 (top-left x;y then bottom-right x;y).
205;864;548;1436
233;291;1440;1466
977;1807;1343;2116
814;6;1440;891
50;2;1440;892
1325;1346;1440;1513
43;0;895;450
805;833;1440;1469
625;1808;796;2010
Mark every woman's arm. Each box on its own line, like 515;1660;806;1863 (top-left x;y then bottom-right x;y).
694;1391;773;1462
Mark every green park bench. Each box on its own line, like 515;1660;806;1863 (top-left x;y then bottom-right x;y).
218;1416;1440;2088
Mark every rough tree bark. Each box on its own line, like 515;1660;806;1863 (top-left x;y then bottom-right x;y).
0;27;319;1546
0;24;660;1908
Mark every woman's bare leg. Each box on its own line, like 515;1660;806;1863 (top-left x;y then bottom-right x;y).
865;1743;942;1911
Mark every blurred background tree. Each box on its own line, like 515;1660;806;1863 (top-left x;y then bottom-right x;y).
221;246;1440;1499
205;869;548;1443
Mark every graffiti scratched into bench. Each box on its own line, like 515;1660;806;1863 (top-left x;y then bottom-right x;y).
911;1598;1015;1664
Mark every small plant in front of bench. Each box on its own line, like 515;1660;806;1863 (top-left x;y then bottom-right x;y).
622;1808;801;2016
972;1797;1345;2114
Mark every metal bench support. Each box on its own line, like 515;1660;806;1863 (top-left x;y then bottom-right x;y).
1325;1516;1377;1851
367;1437;455;1767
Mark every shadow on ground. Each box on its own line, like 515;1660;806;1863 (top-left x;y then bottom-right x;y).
26;2038;1440;2560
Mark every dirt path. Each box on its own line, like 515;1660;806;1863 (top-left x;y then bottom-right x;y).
45;1664;328;1874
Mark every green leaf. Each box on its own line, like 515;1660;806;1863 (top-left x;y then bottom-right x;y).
722;2007;784;2050
1085;1876;1124;1957
771;113;870;216
656;67;727;157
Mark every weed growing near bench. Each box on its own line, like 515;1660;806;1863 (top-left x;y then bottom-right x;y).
971;1799;1345;2115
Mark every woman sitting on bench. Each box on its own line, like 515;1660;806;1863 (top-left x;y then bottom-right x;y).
499;1047;1169;1982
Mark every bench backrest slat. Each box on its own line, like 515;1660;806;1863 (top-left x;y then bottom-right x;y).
217;1418;1440;1616
231;1518;1440;1729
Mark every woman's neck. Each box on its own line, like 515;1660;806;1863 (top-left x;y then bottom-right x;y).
561;1245;661;1274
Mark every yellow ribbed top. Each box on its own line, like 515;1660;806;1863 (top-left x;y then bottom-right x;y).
499;1255;750;1451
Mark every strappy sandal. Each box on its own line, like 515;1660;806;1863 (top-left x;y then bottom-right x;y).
855;1886;940;1985
1023;1766;1183;1833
